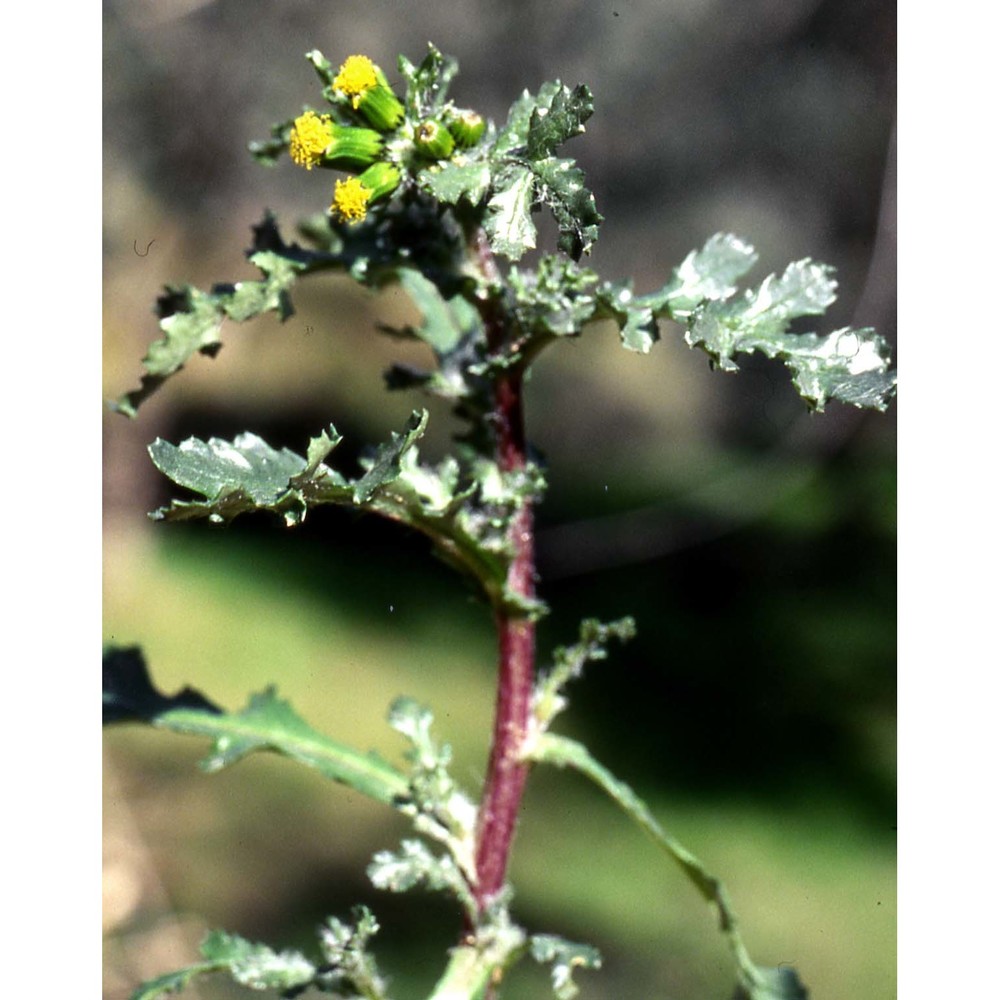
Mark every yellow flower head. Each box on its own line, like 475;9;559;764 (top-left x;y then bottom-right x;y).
334;55;379;107
289;111;333;170
332;176;373;223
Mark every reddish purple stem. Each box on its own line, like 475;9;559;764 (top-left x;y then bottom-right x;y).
471;232;537;914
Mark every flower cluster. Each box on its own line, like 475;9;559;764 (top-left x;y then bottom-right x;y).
285;53;485;224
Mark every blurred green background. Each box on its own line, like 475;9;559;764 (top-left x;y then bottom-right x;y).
103;1;896;997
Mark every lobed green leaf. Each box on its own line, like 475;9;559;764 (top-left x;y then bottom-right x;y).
484;164;538;260
199;930;316;992
113;215;340;417
485;81;601;261
103;645;409;804
681;258;897;411
531;156;602;260
148;432;309;517
530;733;810;1000
419;159;493;206
386;269;480;354
524;84;594;160
652;232;759;318
316;907;389;998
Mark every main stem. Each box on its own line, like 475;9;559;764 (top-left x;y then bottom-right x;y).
472;231;536;915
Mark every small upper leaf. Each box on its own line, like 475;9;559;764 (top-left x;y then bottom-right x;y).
399;43;460;117
524;84;594;160
486;81;601;261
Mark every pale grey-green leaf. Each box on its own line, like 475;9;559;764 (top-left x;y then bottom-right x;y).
200;930;315;991
149;433;306;505
657;233;759;317
485;166;537;260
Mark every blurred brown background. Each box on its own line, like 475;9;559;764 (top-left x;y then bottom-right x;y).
103;1;895;997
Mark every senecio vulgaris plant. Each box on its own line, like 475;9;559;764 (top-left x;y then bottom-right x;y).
104;44;897;1000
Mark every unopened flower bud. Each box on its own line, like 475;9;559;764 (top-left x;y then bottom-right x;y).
414;119;455;160
446;109;486;149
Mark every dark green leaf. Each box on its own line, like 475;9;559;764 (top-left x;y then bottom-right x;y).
487;80;601;260
103;645;221;725
524;84;594;161
418;160;492;206
493;80;569;157
531;157;602;260
354;409;429;503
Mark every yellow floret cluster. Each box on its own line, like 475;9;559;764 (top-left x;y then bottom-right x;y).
289;111;332;169
334;55;379;106
332;177;373;222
